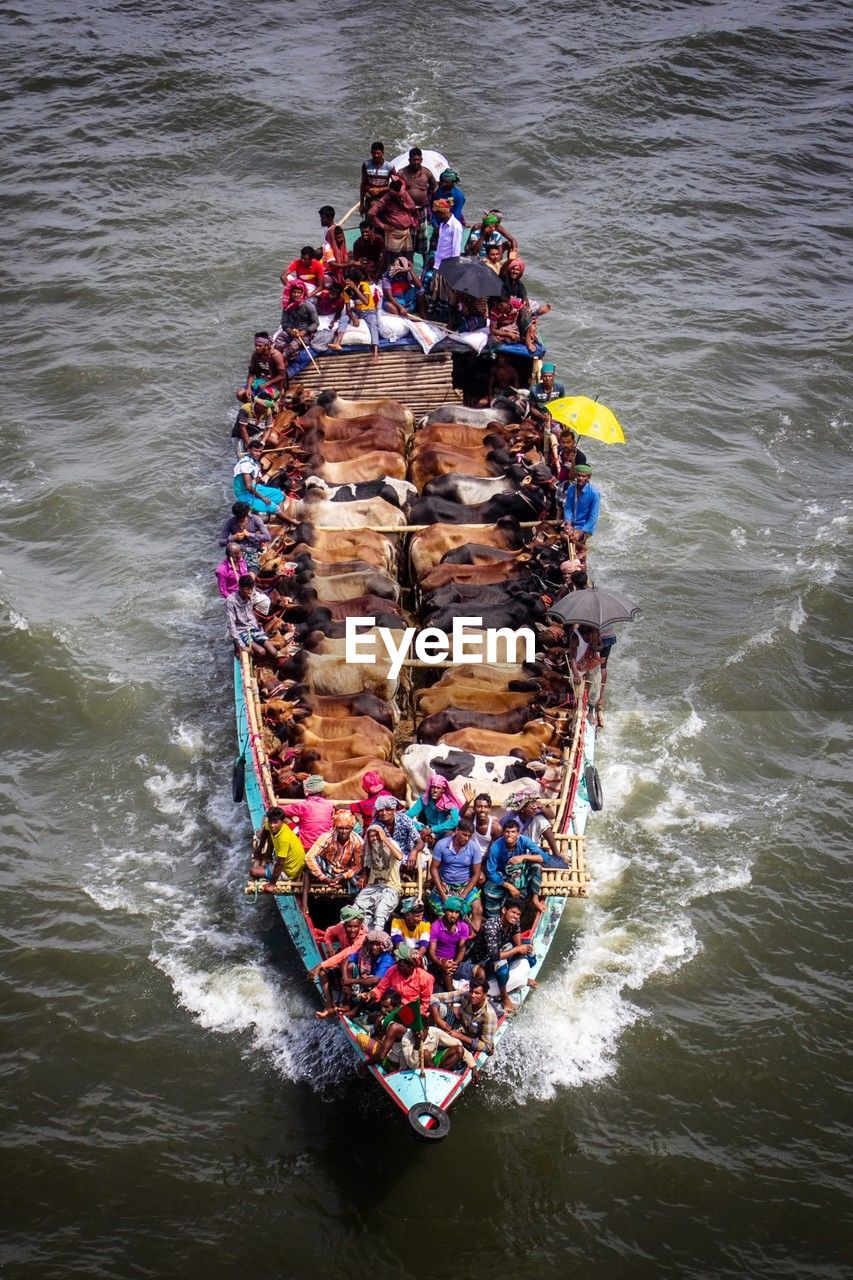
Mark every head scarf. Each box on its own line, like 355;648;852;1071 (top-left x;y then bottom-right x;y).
283;279;307;307
400;897;423;915
333;809;357;831
304;775;325;796
372;793;399;813
509;296;524;310
541;361;556;373
442;895;465;914
387;256;411;278
394;942;414;962
432;198;451;216
364;823;402;873
509;258;526;273
506;785;540;811
340;904;365;922
422;773;458;812
439;168;459;183
361;770;385;795
482;212;501;228
574;464;593;475
366;928;392;951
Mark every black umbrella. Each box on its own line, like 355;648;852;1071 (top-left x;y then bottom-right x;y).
437;255;503;298
547;587;641;629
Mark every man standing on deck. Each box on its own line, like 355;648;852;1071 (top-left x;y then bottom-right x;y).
370;175;418;266
563;463;600;545
360;141;395;215
397;147;437;261
530;362;566;412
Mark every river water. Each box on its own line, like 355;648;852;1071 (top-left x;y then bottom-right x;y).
1;1;850;1276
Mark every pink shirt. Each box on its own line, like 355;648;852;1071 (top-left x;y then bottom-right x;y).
281;797;335;848
215;555;247;598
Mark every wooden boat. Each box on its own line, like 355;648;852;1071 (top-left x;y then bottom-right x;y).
231;216;600;1138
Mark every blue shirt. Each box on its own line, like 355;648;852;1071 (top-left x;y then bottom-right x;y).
432;834;482;884
563;481;600;536
531;379;566;408
486;834;546;886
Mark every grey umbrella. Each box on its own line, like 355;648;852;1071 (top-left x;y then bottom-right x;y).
547;587;641;629
437;255;503;298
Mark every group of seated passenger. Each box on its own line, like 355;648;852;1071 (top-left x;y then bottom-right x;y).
249;771;572;1034
257;141;550;364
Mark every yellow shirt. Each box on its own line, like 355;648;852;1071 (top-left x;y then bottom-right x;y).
389;917;430;950
266;821;306;879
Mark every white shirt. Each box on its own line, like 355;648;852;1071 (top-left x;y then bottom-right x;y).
234;455;259;479
434;215;463;269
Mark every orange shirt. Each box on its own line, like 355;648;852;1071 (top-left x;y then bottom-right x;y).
373;963;435;1016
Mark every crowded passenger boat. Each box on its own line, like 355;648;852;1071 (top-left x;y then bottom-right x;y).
219;145;628;1138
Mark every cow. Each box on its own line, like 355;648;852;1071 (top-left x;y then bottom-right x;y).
301;429;404;460
317;594;409;623
401;744;541;806
413;422;513;450
297;403;406;440
291;729;394;763
409;518;526;578
423;595;547;635
314;389;413;429
297;570;400;603
416;702;543;744
407;492;544;527
280;685;400;729
297;493;407;528
422;579;535;613
410;429;508;457
417;559;529;593
319;764;408;801
304;451;407;484
279;647;400;701
278;524;397;570
421;394;527;428
293;751;406;789
422;473;515;505
410;447;512;491
303;476;416;508
438;544;524;566
439;717;566;763
300;715;395;748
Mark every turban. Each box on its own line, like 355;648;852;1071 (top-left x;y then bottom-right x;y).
366;929;392;951
388;256;411;277
361;770;385;795
340;904;365;922
510;258;526;273
509;296;524;310
574;464;593;475
394;942;414;962
400;897;423;914
422;773;459;812
482;212;501;228
506;786;539;811
443;895;465;914
303;775;325;795
333;809;357;830
439;168;459;182
372;793;399;812
432;198;451;215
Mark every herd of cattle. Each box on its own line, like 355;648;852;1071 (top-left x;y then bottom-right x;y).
248;388;579;810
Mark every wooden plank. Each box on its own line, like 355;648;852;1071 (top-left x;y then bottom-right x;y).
291;348;462;417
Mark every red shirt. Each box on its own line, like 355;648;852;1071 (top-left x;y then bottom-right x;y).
374;963;435;1016
285;257;325;290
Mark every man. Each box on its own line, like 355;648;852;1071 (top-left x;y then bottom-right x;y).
513;793;565;864
482;242;506;277
360;942;435;1063
483;815;546;917
371;794;424;871
309;904;367;1017
428;820;484;929
563;463;600;545
351;220;385;281
389;898;430;958
353;823;403;931
555;429;588;484
397;147;437;259
305;809;363;890
467;210;518;261
225;574;279;662
281;245;325;297
432;168;465;224
459;786;502;856
570;625;604;726
431;198;463;270
252;805;306;884
280;775;334;848
466;901;534;1014
431;976;497;1060
318;205;348;275
232;437;291;519
381;258;426;318
530;362;566;412
244;331;287;398
360;140;395;214
370;175;418;264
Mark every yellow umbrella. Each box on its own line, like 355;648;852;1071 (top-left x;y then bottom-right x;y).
546;395;626;445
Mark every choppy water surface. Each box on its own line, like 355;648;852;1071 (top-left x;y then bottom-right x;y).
1;1;850;1276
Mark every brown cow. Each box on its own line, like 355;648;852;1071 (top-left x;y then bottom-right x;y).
293;730;394;762
417;559;529;593
309;452;407;483
410;448;507;490
301;430;404;460
313;390;413;429
439;718;566;762
412;422;512;449
410;520;525;578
